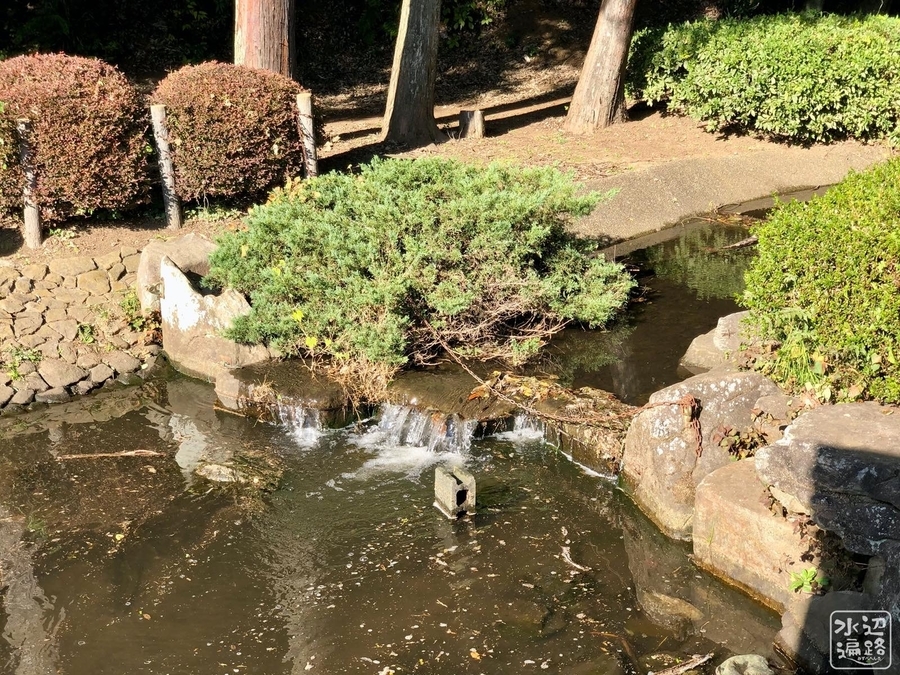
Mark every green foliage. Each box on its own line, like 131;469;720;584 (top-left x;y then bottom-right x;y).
742;158;900;403
789;567;829;594
627;12;900;143
357;0;508;47
120;291;147;332
4;345;41;381
206;158;634;383
153;62;312;204
77;323;96;344
0;54;149;223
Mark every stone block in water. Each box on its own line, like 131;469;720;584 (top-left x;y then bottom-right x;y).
434;465;476;518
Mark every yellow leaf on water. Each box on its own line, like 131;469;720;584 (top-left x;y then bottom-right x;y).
114;533;124;541
470;649;481;660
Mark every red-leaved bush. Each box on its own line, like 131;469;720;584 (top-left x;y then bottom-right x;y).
153;62;311;202
0;54;149;222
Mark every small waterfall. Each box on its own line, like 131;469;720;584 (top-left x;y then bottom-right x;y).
493;412;546;443
273;402;323;447
374;403;478;454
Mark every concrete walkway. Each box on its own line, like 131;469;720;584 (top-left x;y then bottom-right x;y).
572;142;892;242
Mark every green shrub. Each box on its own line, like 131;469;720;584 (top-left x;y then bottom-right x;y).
153;62;313;203
742;158;900;403
0;54;149;222
206;158;635;389
627;13;900;143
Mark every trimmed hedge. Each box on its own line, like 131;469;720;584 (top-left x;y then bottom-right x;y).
0;54;149;222
628;12;900;143
153;62;310;203
205;158;634;388
742;158;900;403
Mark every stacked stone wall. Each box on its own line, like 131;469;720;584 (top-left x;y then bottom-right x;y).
0;249;160;412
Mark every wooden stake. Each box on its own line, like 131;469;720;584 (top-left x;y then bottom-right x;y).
458;110;485;139
150;104;183;230
295;92;319;178
15;119;41;249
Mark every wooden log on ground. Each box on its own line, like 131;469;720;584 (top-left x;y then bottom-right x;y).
458;110;485;139
150;104;183;230
295;92;319;178
15;119;41;249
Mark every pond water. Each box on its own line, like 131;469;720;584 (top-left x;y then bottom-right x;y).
0;222;775;675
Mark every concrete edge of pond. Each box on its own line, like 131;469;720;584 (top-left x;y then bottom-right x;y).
573;142;891;244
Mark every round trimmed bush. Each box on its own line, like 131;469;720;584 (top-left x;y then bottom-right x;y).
153;62;310;203
0;54;149;222
742;158;900;403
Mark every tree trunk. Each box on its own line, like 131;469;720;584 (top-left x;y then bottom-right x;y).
564;0;638;135
234;0;296;79
381;0;445;147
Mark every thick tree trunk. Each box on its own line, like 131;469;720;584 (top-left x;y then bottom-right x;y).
381;0;445;147
234;0;296;79
564;0;638;135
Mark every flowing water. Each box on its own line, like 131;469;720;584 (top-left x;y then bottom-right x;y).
0;222;776;675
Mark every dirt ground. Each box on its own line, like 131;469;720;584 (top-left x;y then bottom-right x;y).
0;0;854;265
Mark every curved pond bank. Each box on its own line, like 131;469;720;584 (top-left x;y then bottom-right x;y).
573;142;889;243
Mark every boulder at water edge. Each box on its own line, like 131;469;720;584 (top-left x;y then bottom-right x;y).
137;233;217;312
621;367;780;539
693;458;855;611
680;311;752;373
159;256;270;382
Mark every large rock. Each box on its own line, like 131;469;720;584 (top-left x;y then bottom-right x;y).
680;311;752;373
756;402;900;556
137;233;217;312
694;458;855;612
37;359;87;389
621;368;780;539
215;360;351;427
777;591;900;675
159;256;270;382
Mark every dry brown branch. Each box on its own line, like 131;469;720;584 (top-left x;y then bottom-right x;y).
56;450;164;460
650;653;713;675
593;631;642;673
424;320;703;453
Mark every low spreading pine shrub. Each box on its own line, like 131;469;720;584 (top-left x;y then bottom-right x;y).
627;12;900;143
205;158;635;392
0;54;149;222
153;62;313;203
742;158;900;403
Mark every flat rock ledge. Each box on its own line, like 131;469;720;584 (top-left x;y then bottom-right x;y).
0;250;162;416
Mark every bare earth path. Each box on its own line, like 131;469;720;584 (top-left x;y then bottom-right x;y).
0;101;893;264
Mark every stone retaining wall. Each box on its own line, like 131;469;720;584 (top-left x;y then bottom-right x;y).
0;249;161;413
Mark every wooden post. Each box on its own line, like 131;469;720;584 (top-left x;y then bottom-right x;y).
150;104;182;230
295;92;319;178
15;119;41;250
458;110;485;139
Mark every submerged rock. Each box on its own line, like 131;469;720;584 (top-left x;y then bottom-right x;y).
715;654;773;675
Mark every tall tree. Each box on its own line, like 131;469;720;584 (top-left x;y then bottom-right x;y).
381;0;445;147
234;0;296;78
564;0;638;134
